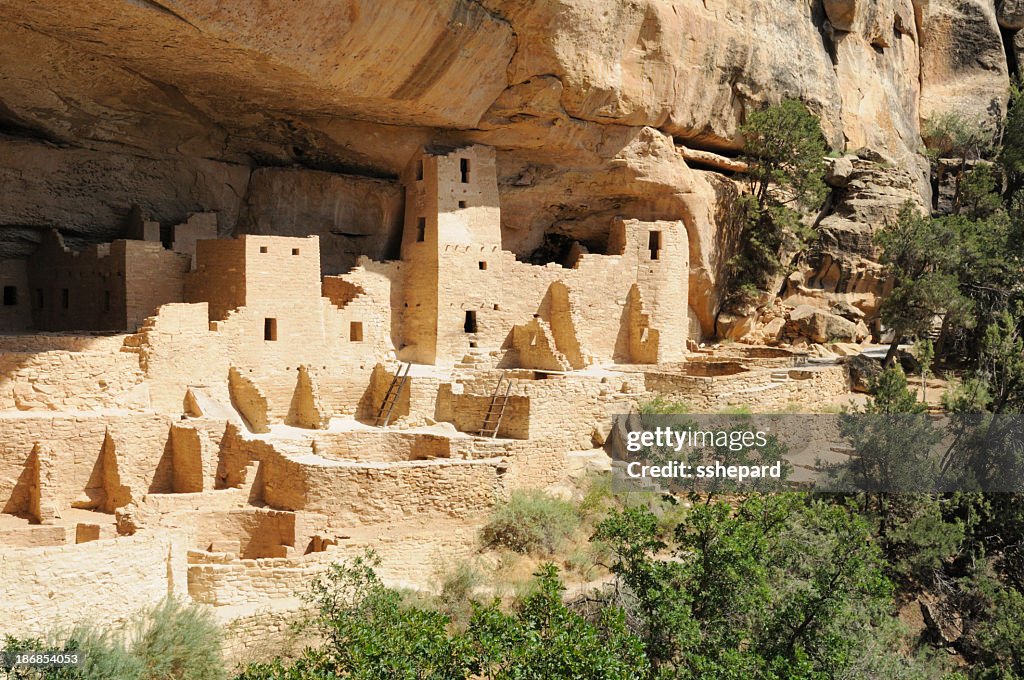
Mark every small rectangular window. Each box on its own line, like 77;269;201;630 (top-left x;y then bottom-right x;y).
2;286;16;306
478;261;487;270
648;230;662;260
259;246;268;254
264;318;277;341
464;310;477;334
61;288;69;309
292;248;300;256
349;321;363;342
104;291;111;312
415;159;424;181
416;217;426;242
460;158;470;183
458;200;467;209
35;289;44;308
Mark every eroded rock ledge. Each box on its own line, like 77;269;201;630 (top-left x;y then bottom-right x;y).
0;0;1015;324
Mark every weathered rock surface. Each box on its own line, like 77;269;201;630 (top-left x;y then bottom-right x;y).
920;0;1010;133
997;0;1024;29
919;592;964;645
1015;30;1024;80
785;305;868;344
236;168;404;274
0;0;1013;333
786;154;920;326
847;353;883;393
828;0;932;197
825;156;856;188
0;138;249;257
824;0;858;31
485;0;844;148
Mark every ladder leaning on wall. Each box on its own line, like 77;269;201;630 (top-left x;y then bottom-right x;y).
375;362;411;427
478;372;511;438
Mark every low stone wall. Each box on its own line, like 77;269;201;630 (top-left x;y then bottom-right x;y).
0;529;188;638
435;388;531;439
0;523;71;547
188;548;341;607
129;488;251;527
260;453;506;526
311;429;478;462
0;348;146;411
191;508;299;559
438;370;645;449
215;522;486;663
0;333;129;354
344;524;483;588
220;600;315;666
644;364;850;412
191;517;485;609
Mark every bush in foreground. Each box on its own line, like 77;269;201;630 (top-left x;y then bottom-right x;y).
479;490;578;556
1;598;224;680
237;553;644;680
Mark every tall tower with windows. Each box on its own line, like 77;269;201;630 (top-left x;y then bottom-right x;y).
399;145;502;365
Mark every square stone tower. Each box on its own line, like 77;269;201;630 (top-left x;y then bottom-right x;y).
399;145;502;365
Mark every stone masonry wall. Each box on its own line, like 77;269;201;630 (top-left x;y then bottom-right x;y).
28;231;190;332
0;529;188;638
0;347;146;411
0;412;175;514
246;441;505;527
188;547;340;607
644;365;851;412
0;258;31;332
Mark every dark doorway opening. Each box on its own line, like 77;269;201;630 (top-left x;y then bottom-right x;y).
648;231;662;260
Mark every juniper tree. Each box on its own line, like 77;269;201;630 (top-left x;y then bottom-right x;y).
875;203;973;366
726;99;828;308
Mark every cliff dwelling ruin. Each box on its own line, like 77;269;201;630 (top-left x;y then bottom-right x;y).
0;143;853;657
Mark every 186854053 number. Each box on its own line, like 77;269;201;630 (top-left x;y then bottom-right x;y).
2;651;85;669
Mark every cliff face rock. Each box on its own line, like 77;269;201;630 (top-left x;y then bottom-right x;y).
236;168;404;275
827;0;932;195
796;153;922;317
997;0;1024;29
484;0;844;149
0;138;249;255
2;1;515;135
920;0;1010;132
0;0;1014;332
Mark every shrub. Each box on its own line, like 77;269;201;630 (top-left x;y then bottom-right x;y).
433;559;485;629
637;396;691;414
131;597;226;680
480;490;578;556
578;472;615;522
63;625;142;680
1;597;223;680
956;574;1024;679
238;557;648;680
2;632;141;680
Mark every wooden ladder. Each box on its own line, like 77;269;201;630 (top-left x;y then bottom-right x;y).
375;362;410;427
478;372;511;438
